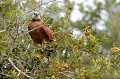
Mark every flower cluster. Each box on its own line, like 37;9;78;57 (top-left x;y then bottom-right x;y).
111;43;120;53
82;26;93;35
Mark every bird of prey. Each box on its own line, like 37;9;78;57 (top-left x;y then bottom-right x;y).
28;12;56;52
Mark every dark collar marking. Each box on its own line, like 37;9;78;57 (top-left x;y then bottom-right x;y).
32;19;41;22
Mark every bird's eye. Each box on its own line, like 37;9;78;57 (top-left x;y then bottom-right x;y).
34;13;36;15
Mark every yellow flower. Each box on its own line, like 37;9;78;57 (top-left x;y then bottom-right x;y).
35;53;41;58
82;26;93;35
111;44;120;53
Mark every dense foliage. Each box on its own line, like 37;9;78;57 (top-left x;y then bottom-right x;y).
0;0;120;79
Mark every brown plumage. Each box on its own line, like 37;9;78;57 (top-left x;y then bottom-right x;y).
28;12;55;51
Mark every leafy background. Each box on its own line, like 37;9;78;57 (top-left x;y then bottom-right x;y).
0;0;120;79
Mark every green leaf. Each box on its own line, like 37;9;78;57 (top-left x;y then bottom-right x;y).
0;6;2;13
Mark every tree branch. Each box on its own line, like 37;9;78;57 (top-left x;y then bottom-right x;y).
8;58;32;79
0;30;6;33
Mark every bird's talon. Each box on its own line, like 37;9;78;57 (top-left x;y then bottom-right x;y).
41;48;44;52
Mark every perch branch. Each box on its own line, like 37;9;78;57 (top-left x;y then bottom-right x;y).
8;58;32;79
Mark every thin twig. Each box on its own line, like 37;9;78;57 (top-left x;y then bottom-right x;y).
0;30;6;33
0;72;11;77
18;24;44;38
59;72;73;79
8;58;32;79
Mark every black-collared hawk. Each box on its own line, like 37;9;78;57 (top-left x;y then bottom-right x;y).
28;12;56;51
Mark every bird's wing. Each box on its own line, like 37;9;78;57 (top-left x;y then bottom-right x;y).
41;25;55;41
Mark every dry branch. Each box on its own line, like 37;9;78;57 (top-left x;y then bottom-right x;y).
0;30;6;33
8;58;32;79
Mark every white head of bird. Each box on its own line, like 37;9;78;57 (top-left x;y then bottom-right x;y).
32;12;40;19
